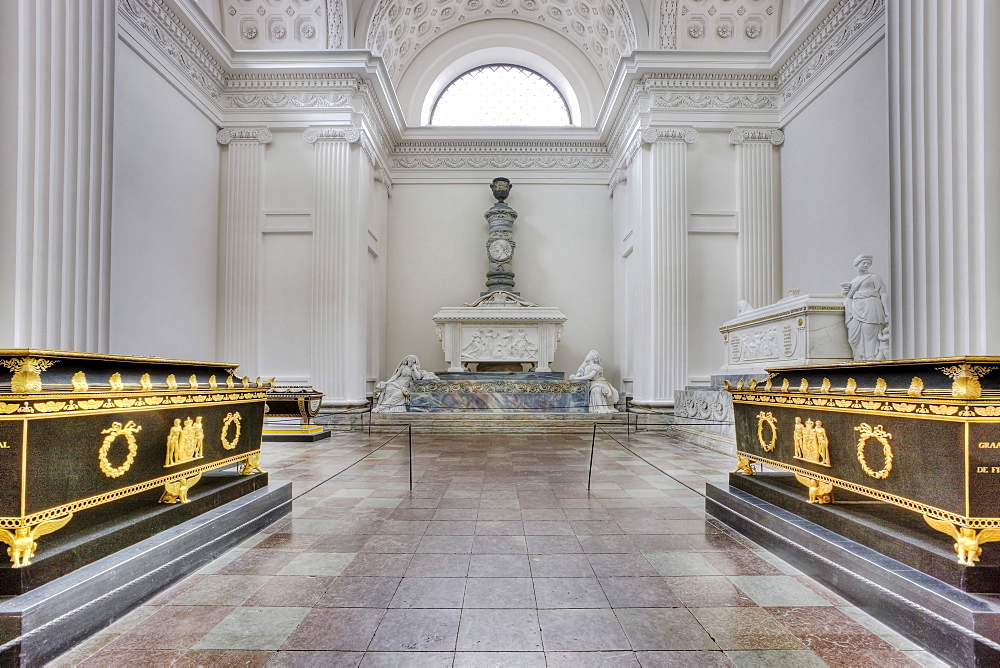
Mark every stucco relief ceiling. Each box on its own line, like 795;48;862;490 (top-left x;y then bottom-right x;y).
365;0;638;82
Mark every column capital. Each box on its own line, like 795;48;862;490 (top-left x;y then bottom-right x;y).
216;127;272;145
641;126;698;145
729;127;784;145
303;126;361;144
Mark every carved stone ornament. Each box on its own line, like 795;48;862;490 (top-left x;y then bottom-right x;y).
641;127;699;144
729;127;784;145
303;127;361;144
216;127;273;145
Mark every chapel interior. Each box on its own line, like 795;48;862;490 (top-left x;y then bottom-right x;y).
1;0;999;665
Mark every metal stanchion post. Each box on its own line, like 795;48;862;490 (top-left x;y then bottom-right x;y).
587;423;597;490
408;424;413;490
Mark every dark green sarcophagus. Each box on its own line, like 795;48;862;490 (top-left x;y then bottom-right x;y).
728;357;1000;568
0;349;269;575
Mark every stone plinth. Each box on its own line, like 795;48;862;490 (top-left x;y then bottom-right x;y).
409;373;587;412
433;291;566;373
719;294;851;375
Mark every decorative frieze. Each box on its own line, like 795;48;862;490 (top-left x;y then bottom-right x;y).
222;94;352;109
391;156;610;171
777;0;886;103
653;93;778;110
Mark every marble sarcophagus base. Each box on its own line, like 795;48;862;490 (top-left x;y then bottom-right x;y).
409;372;588;412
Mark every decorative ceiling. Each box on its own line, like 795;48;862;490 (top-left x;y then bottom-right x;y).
365;0;637;82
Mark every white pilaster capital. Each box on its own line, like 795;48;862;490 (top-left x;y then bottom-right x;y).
729;127;784;146
303;126;361;144
217;127;272;145
641;126;698;145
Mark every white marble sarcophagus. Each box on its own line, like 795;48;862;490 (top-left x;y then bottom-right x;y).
719;294;853;375
432;291;566;372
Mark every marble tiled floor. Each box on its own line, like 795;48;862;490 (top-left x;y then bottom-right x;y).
51;429;947;667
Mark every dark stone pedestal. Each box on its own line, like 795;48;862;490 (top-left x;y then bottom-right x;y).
707;475;1000;667
0;479;291;666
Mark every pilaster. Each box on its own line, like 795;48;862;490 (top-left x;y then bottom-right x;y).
888;0;997;356
730;127;784;310
632;126;697;408
304;126;368;406
216;127;271;376
13;0;115;350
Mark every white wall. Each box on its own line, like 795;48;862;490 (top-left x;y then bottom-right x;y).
0;2;18;346
687;130;739;382
386;182;614;380
260;129;315;383
780;39;890;297
109;42;220;360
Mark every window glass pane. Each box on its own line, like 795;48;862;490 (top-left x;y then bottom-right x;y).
431;64;571;126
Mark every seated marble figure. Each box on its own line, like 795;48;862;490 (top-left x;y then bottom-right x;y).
569;350;619;413
372;355;439;413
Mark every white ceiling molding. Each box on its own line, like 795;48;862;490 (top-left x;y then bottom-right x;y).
117;0;884;180
365;0;638;85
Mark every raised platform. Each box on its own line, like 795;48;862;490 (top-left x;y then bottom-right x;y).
370;411;628;434
707;474;1000;666
0;481;291;666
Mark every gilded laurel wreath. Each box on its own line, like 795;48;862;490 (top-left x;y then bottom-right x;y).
99;420;141;478
855;422;893;479
756;411;778;452
221;412;242;450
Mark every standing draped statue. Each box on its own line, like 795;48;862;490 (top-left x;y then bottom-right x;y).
570;350;619;413
841;254;890;361
372;355;439;413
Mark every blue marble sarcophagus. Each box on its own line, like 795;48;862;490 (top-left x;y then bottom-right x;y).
409;372;588;412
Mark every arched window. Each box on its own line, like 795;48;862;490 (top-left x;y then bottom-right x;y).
430;64;571;126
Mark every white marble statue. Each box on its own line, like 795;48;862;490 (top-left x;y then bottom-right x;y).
372;355;439;413
570;350;619;413
841;254;890;361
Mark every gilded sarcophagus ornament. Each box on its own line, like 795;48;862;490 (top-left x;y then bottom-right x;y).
728;357;1000;567
0;349;267;573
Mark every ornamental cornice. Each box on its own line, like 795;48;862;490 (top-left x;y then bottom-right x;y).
224;73;362;91
729;127;784;145
222;94;353;109
652;93;778;110
641;127;698;144
118;0;225;99
608;167;628;197
393;142;607;156
391;156;610;171
217;127;273;145
303;127;361;144
639;73;778;91
777;0;885;102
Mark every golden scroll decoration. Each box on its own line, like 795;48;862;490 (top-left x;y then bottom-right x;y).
937;364;996;399
755;411;777;452
855;422;893;479
221;412;242;450
2;357;57;393
164;417;205;467
99;421;142;478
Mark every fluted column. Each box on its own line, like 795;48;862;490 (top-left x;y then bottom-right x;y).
216;127;271;376
13;0;115;351
632;127;697;408
304;127;368;405
888;0;998;356
730;127;784;310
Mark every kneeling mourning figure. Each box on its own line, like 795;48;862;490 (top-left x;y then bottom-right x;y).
373;355;439;413
570;350;619;413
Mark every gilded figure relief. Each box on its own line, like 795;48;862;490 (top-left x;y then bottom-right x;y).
793;417;831;467
164;416;206;466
